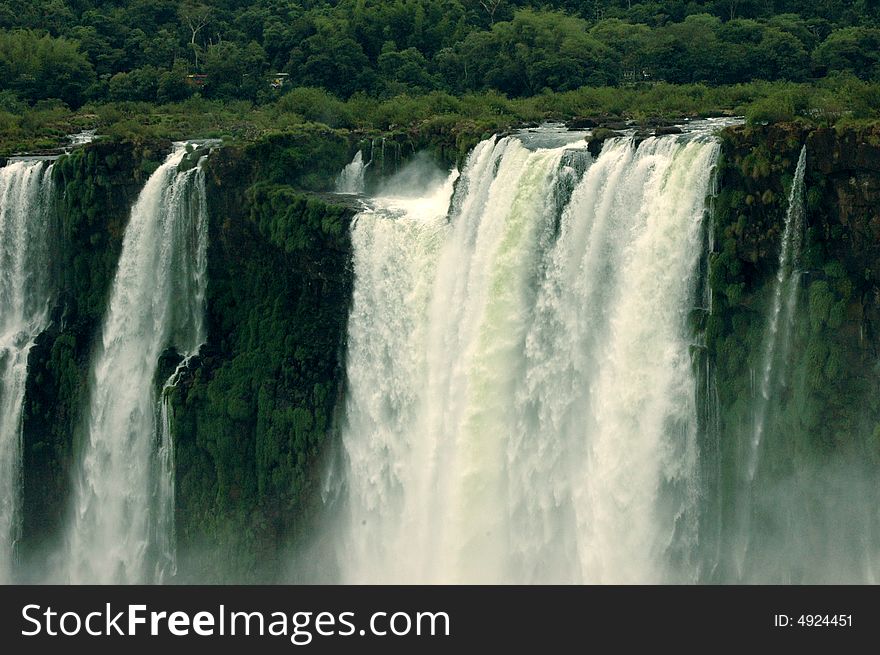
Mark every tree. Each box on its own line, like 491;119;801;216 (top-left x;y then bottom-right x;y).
377;45;437;94
591;19;653;84
203;40;269;101
480;0;503;25
444;10;616;96
813;27;880;80
68;25;124;77
711;0;763;21
157;59;194;103
0;29;95;106
107;65;162;102
767;13;819;51
179;1;213;69
652;14;724;84
287;22;375;98
755;28;809;81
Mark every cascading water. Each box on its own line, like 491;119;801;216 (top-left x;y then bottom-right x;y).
0;160;55;583
726;147;807;580
720;146;871;584
154;357;197;582
336;150;368;194
64;145;208;584
329;128;721;583
747;146;807;481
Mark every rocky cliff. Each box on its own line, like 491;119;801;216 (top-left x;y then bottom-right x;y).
20;140;168;571
705;123;880;580
14;123;880;581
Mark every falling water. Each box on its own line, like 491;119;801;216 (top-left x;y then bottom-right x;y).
65;145;208;584
747;146;807;481
154;356;200;582
336;150;368;194
331;129;720;583
0;160;55;583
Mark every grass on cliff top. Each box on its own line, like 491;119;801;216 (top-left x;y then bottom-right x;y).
2;75;879;157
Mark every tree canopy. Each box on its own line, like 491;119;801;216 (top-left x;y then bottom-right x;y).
0;0;879;107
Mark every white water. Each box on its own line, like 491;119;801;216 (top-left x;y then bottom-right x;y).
747;146;807;481
64;146;208;584
0;160;55;583
331;130;720;583
68;130;97;147
154;356;199;582
336;150;368;194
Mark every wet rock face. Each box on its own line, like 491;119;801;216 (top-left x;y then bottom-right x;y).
832;172;880;247
805;126;880;252
655;126;683;136
722;123;880;285
805;127;880;288
808;126;880;175
711;123;880;472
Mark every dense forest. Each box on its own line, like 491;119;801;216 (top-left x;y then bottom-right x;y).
2;1;880;153
2;0;880;104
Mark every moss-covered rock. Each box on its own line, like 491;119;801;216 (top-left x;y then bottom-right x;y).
705;123;880;561
16;120;880;582
168;146;354;582
20;139;169;567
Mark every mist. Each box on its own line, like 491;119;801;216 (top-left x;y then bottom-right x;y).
376;151;451;199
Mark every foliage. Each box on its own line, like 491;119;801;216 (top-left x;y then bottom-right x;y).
812;27;880;81
1;1;880;112
5;74;880;157
20;140;165;560
706;122;880;504
170;148;353;581
0;29;94;106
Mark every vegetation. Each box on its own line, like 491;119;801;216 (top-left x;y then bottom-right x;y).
708;123;880;477
2;1;880;103
3;75;880;156
3;1;880;154
20;140;166;561
171;145;354;581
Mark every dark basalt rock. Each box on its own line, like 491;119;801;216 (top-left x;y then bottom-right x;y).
633;130;653;147
567;117;599;130
585;128;625;157
708;122;880;481
655;126;683;136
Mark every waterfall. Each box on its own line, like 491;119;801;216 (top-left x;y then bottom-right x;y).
0;160;55;583
336;150;368;194
747;146;807;481
154;357;197;583
64;145;208;584
331;129;720;583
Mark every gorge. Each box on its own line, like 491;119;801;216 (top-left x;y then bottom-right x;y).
0;121;879;583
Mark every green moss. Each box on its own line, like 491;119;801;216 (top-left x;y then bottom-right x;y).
809;280;833;331
20;139;169;561
168;149;354;582
243;125;351;191
706;123;880;510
